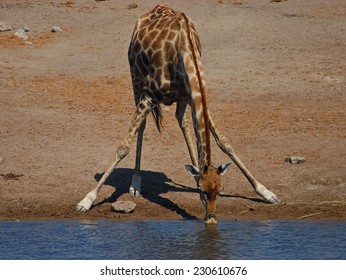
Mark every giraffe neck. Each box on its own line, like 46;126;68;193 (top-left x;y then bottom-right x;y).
182;13;211;169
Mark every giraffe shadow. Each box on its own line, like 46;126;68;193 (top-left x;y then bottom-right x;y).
218;193;264;203
93;168;199;220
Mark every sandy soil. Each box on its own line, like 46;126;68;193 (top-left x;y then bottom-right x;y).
1;0;345;222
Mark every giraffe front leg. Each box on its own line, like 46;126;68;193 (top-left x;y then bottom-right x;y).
208;113;280;204
75;188;98;212
75;96;153;211
75;151;125;212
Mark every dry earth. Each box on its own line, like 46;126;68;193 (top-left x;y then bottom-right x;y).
1;0;345;222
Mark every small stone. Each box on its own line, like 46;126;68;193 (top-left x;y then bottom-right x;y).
0;21;13;32
111;201;136;213
285;156;306;164
13;27;29;40
128;3;137;10
0;157;3;164
0;173;24;180
51;26;62;33
163;106;170;113
14;32;28;40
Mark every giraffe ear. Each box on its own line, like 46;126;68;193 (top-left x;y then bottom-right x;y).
185;164;200;177
218;163;232;175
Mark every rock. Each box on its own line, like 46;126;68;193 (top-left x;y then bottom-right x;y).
13;27;29;40
14;31;28;40
111;201;136;213
51;26;62;33
0;21;13;32
0;173;24;180
0;157;3;164
285;156;306;164
128;3;137;10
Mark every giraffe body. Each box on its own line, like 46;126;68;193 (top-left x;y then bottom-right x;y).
76;5;280;224
128;4;210;169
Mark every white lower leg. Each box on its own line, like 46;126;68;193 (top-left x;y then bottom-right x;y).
208;113;280;204
235;160;281;204
76;97;151;211
75;188;98;211
129;173;141;197
228;152;281;204
254;181;281;204
75;154;122;211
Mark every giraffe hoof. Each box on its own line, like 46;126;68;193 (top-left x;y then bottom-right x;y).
255;183;281;204
75;192;96;211
129;187;141;197
75;204;89;212
260;190;281;204
75;199;92;211
264;193;281;204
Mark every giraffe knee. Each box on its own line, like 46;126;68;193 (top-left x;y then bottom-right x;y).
117;145;130;159
219;142;234;155
225;143;234;153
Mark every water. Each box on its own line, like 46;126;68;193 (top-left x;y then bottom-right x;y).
0;220;345;260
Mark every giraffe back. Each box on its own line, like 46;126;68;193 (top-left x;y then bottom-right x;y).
128;5;201;103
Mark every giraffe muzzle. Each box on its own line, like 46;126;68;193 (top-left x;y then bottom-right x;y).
205;213;217;224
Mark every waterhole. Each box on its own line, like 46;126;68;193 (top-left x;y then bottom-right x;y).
0;220;345;259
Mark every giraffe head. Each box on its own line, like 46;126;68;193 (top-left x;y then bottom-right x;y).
186;163;232;224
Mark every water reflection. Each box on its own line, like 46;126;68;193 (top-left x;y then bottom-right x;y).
194;224;228;259
0;220;345;260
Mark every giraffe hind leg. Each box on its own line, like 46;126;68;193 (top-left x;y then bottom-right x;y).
129;119;146;197
208;113;280;204
175;101;198;167
75;96;153;211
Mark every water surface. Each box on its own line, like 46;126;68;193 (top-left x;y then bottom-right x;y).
0;220;345;259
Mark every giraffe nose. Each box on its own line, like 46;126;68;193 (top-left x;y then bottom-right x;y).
205;213;217;224
208;213;216;219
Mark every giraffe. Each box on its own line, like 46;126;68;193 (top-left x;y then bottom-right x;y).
76;4;280;224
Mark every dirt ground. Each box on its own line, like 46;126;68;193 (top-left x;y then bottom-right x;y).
1;0;345;222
